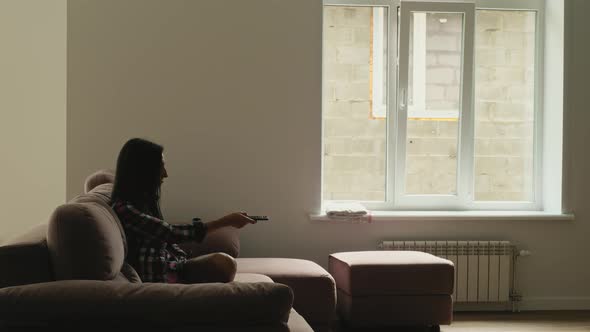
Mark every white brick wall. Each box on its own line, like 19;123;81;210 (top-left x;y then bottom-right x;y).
323;6;386;201
422;14;462;113
473;10;536;201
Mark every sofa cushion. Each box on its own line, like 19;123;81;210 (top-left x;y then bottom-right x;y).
119;261;142;283
234;273;274;283
329;251;455;296
84;169;115;193
47;202;125;281
74;183;114;206
236;258;336;326
0;280;293;326
69;183;130;254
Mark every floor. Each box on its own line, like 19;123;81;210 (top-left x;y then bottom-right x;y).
340;311;590;332
446;311;590;332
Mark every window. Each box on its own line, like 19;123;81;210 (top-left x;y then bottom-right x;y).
322;0;549;211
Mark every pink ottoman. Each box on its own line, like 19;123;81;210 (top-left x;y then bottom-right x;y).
329;251;454;331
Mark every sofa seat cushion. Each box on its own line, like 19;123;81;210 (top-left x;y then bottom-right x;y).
329;251;454;296
0;280;294;326
234;273;274;283
236;258;336;326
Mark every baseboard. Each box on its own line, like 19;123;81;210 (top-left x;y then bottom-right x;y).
453;303;512;312
519;297;590;311
453;297;590;312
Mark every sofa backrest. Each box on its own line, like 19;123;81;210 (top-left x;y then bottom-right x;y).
0;223;53;288
84;169;115;194
47;183;127;281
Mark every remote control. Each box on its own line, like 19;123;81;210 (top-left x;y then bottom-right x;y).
248;215;269;221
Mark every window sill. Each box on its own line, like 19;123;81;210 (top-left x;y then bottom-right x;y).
309;211;575;222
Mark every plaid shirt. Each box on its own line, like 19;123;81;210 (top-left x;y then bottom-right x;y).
112;200;207;283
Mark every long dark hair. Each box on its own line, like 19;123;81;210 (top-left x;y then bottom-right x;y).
111;138;164;218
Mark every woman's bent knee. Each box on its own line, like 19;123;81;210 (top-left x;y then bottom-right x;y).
181;252;237;283
210;252;237;282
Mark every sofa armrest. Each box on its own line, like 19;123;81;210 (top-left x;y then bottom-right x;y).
178;226;240;258
0;224;53;288
0;280;293;327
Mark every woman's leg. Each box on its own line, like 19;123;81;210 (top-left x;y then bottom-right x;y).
179;252;237;283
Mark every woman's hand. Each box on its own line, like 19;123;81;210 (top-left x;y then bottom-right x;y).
220;212;257;229
206;212;257;232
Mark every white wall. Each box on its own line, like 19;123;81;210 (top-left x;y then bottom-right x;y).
67;0;590;309
0;0;66;243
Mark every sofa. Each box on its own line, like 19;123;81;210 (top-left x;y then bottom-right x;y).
0;170;336;331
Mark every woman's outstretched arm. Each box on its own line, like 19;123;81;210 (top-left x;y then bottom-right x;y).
113;201;207;243
113;202;256;243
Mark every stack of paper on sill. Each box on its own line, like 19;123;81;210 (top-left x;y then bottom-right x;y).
325;202;371;223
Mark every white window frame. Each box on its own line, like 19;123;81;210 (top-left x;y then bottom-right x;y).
371;7;388;119
395;1;475;210
322;0;546;212
471;1;545;212
324;0;399;206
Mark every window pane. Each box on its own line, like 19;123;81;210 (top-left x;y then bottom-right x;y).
323;6;388;202
405;12;464;195
474;10;536;202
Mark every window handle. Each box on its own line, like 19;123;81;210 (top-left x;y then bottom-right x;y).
399;88;407;110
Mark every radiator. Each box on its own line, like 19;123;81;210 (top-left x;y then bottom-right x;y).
378;240;516;303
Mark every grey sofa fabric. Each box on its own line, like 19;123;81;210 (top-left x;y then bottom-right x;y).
0;223;52;288
84;169;115;194
0;280;293;326
47;202;126;281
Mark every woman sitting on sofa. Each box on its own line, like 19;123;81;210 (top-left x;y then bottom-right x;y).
111;137;256;284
